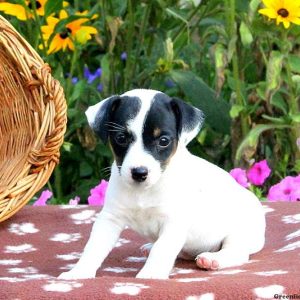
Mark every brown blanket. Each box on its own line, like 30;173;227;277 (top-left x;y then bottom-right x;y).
0;203;300;299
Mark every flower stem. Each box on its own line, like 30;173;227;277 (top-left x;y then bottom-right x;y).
124;0;135;90
172;3;203;44
66;47;79;101
226;0;249;137
29;0;47;57
54;165;63;200
281;30;300;160
129;3;152;86
285;57;298;114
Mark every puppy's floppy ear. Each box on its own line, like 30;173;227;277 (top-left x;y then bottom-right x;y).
85;95;121;144
170;97;205;146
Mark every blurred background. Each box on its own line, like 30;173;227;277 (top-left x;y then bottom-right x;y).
0;0;299;203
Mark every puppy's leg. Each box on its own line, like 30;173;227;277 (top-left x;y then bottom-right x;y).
136;225;187;279
196;235;249;270
58;211;124;279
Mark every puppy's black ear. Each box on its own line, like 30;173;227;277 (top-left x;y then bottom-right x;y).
170;97;205;146
85;95;121;144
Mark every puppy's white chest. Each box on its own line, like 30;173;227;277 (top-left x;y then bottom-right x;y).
126;207;166;241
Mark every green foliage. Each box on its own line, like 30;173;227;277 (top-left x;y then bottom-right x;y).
170;70;231;134
1;0;299;203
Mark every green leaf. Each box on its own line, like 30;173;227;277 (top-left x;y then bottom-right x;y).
170;70;231;134
293;159;300;173
249;0;261;22
270;91;288;114
239;21;253;47
80;161;93;178
62;142;73;153
230;104;244;119
69;81;87;106
45;0;63;17
100;54;111;95
265;51;284;99
289;55;300;74
227;35;238;63
236;124;291;161
261;115;286;124
290;113;300;123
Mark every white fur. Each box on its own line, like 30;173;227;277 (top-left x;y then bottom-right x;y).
59;89;265;280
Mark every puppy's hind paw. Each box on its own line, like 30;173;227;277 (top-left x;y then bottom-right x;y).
196;253;219;270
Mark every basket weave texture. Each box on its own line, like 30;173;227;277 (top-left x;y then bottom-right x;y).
0;16;67;222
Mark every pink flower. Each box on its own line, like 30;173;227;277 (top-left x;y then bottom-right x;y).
229;168;250;188
69;196;80;205
33;189;52;206
247;160;271;186
88;180;109;206
267;176;300;201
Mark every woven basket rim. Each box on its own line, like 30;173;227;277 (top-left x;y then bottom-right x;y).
0;15;67;222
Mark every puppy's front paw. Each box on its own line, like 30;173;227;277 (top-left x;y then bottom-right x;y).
58;269;96;280
136;269;169;280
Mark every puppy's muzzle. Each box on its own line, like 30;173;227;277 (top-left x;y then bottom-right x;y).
131;167;148;182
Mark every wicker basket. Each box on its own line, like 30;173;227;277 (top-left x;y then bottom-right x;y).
0;16;67;222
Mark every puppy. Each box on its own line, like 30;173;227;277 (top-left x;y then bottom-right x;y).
59;89;265;280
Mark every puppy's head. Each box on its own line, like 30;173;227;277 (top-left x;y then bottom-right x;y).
86;89;204;187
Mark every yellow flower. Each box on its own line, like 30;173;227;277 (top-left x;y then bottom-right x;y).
258;0;300;29
0;0;47;20
41;10;97;54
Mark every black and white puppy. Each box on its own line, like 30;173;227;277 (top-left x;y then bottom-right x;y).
59;89;265;280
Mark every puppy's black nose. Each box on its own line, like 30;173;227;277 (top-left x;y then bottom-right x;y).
131;167;148;182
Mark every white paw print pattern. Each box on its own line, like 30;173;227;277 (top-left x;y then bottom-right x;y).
56;252;82;261
282;214;300;224
126;256;147;263
171;268;195;276
43;280;83;293
211;269;246;275
111;282;149;296
177;277;210;283
4;244;37;254
60;205;85;210
0;273;52;283
8;223;39;236
49;233;81;243
59;263;76;271
286;229;300;241
0;259;22;266
70;210;97;225
8;267;38;274
254;270;288;276
103;267;139;274
253;284;285;299
186;293;215;300
262;205;275;214
275;240;300;253
115;238;131;248
0;276;28;283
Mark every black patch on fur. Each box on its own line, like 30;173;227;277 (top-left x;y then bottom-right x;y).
93;95;121;143
107;96;141;167
170;97;205;141
142;93;178;168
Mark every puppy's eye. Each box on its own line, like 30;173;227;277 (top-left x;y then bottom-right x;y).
115;133;128;146
158;136;171;148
